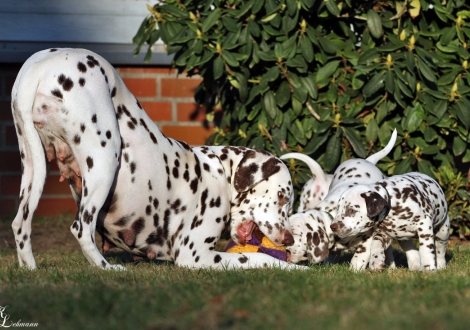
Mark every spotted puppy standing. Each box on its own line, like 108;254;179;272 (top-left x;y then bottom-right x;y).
330;172;450;271
11;48;303;270
286;130;398;268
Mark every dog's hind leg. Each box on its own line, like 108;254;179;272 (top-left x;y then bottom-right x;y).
61;88;123;269
434;215;450;269
398;239;421;270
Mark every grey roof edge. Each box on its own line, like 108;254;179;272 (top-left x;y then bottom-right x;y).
0;42;173;66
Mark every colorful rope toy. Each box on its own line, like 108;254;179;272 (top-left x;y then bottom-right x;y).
225;227;287;261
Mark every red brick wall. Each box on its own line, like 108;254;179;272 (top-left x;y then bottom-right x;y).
0;65;213;217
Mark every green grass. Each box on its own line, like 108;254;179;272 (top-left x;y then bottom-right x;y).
1;217;470;330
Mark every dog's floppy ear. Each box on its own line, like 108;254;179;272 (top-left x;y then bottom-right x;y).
360;187;390;222
234;150;282;192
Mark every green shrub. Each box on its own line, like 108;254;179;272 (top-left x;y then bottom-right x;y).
134;0;470;236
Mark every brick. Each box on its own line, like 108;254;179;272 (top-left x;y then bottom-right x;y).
0;198;16;217
177;103;207;122
161;125;214;146
141;101;172;122
118;67;175;74
161;77;202;98
122;78;157;97
35;198;77;216
0;101;13;121
43;175;73;195
5;124;18;146
0;151;21;172
0;175;21;195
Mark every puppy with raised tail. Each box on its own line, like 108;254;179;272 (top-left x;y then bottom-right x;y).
330;172;450;271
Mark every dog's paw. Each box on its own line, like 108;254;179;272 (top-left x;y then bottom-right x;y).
106;264;127;271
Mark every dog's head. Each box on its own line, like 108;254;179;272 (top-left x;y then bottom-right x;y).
230;150;294;247
286;210;333;264
330;184;390;238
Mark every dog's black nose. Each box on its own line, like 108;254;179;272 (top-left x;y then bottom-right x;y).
330;223;338;232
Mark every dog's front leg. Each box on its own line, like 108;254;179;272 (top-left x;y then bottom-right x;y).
349;235;374;271
369;231;391;271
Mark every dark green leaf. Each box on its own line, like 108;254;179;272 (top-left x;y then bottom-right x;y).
275;81;291;107
366;118;379;143
301;75;318;99
221;51;239;67
316;61;340;83
300;36;314;63
453;136;466;156
324;132;341;171
405;51;415;72
326;0;340;16
352;71;367;90
455;103;470;131
394;157;412;175
263;91;278;119
202;9;221;33
417;160;435;178
248;20;261;37
417;57;437;83
221;16;239;32
302;131;329;154
362;71;385;97
343;127;367;158
292;97;303;115
367;9;383;39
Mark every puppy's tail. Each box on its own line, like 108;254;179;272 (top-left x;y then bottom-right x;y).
280;153;329;184
366;129;397;165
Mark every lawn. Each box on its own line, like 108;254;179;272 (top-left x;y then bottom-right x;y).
1;216;470;330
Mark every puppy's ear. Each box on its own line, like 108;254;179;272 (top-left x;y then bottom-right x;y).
234;150;282;192
360;189;390;221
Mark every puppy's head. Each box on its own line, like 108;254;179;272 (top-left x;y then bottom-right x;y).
330;184;390;238
230;150;294;247
286;210;333;264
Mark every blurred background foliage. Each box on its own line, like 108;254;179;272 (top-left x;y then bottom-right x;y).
135;0;470;238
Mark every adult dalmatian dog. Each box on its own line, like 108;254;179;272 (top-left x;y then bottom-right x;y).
329;172;450;271
10;48;303;270
285;130;398;269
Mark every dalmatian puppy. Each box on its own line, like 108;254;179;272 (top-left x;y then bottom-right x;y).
287;210;334;264
287;130;398;269
280;153;333;212
287;210;395;266
330;172;450;271
10;48;304;270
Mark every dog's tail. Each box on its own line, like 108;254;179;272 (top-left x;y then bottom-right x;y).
280;153;329;184
365;129;397;165
11;59;48;221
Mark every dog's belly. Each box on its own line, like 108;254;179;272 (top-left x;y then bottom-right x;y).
95;138;231;261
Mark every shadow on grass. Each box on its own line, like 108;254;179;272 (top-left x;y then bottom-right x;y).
294;242;454;270
103;250;175;267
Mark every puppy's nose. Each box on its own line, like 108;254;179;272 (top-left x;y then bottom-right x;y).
330;223;338;232
282;231;294;246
